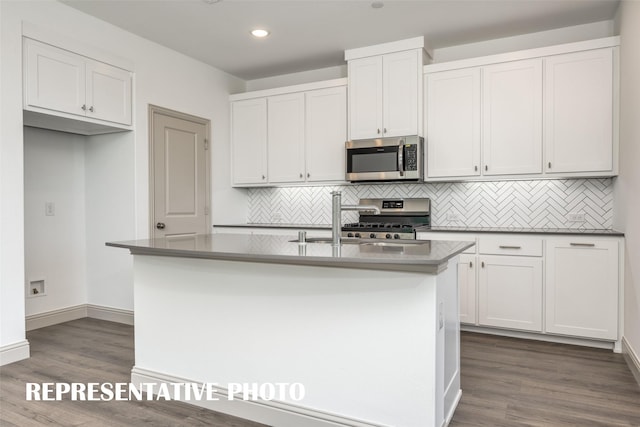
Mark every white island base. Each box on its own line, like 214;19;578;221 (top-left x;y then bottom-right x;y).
129;254;461;427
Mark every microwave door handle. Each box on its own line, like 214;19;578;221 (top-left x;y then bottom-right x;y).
398;142;404;176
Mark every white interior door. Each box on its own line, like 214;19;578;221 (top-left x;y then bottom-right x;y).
151;107;209;239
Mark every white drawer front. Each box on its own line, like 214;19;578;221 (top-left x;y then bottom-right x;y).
479;236;543;257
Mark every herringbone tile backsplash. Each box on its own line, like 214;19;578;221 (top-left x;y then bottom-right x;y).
247;179;613;229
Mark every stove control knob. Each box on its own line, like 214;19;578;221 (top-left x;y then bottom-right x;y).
385;234;391;239
394;234;400;239
355;233;361;238
369;233;376;239
347;232;354;238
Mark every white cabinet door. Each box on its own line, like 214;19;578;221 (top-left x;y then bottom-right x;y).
545;239;619;340
544;48;613;174
478;255;542;332
305;86;347;182
24;38;86;116
348;56;383;140
231;98;268;185
267;93;306;184
482;59;542;175
458;254;477;325
383;49;419;138
426;68;481;178
85;60;132;125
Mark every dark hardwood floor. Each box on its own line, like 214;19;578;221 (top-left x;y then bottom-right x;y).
1;318;639;426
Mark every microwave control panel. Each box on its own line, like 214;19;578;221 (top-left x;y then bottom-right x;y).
404;144;418;171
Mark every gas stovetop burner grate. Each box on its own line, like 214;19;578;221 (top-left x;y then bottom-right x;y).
340;197;430;240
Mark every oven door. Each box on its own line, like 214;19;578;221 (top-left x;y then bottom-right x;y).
345;137;422;182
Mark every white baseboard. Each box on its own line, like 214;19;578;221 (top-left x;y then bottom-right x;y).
461;325;616;351
87;304;134;325
26;304;87;331
622;336;640;387
0;340;30;366
26;304;134;331
131;367;388;427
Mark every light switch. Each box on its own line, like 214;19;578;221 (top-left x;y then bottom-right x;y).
45;202;55;216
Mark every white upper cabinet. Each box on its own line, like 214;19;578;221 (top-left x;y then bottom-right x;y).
424;37;618;180
347;40;423;140
230;80;347;187
382;50;420;138
268;93;306;184
544;48;614;174
482;59;542;176
24;38;132;127
348;56;383;140
426;68;481;178
24;38;86;116
231;98;268;185
305;86;347;182
85;60;132;125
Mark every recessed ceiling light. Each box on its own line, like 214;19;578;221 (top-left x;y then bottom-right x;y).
371;1;384;8
251;29;270;38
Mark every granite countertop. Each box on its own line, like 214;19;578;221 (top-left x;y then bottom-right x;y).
106;233;475;274
213;223;624;237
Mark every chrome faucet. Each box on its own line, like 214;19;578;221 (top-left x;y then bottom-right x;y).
331;191;381;246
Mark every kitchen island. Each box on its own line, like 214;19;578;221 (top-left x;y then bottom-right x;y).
107;233;474;427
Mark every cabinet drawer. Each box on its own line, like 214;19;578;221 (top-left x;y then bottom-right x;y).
478;236;542;257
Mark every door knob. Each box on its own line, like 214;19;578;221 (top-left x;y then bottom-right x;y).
156;222;166;230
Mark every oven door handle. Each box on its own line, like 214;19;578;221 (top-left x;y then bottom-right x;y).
398;140;404;176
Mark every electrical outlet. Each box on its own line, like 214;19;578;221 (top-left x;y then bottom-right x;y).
567;212;586;223
446;212;461;222
45;202;55;216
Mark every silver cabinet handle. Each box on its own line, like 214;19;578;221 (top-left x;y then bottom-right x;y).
570;242;595;247
262;175;265;180
307;173;310;178
499;245;522;249
485;165;488;171
89;106;94;112
474;165;478;172
384;128;387;134
397;139;404;177
469;261;473;268
481;261;485;268
156;222;165;230
377;128;381;134
548;162;552;169
299;173;303;178
81;104;87;111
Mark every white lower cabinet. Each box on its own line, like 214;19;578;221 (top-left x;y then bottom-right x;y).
418;231;622;346
478;255;543;332
458;254;477;325
545;238;619;340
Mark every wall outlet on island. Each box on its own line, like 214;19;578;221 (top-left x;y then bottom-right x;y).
567;212;586;223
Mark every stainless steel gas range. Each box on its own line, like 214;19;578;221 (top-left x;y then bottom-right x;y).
341;198;430;240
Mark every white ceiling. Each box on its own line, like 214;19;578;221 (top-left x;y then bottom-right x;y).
61;0;620;81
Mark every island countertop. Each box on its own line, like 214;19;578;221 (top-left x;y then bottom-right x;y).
106;233;474;274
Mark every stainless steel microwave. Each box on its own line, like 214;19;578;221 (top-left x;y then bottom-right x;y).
345;136;424;183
